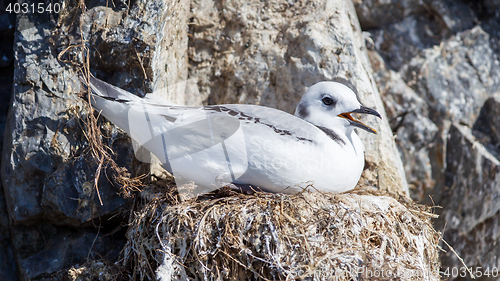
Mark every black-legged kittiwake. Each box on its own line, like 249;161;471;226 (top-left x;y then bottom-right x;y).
82;76;381;196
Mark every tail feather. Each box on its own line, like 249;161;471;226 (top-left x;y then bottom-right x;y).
80;76;182;168
87;76;142;102
81;76;176;133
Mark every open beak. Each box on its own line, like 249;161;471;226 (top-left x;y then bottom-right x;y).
338;106;381;134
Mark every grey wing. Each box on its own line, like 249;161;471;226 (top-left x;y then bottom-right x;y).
148;104;324;177
97;102;322;175
123;103;316;158
201;104;323;143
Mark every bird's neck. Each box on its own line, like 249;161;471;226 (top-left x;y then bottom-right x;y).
301;112;349;137
301;113;364;154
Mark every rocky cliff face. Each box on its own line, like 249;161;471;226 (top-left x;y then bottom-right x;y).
356;0;500;277
0;1;18;280
0;0;189;279
1;0;496;279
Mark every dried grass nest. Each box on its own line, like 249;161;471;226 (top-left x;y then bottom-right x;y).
122;187;441;281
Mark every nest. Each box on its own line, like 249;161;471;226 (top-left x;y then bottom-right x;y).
122;188;441;280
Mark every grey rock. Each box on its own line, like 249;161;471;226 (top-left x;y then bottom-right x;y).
2;20;84;223
79;0;190;100
0;3;14;152
354;0;425;30
437;124;500;234
370;14;444;71
1;32;127;277
364;0;500;276
437;123;500;270
0;4;16;280
440;205;500;277
355;0;475;33
14;227;124;280
370;24;500;202
0;0;190;277
473;97;500;154
368;15;500;199
41;153;129;228
482;0;500;12
0;182;18;281
368;0;477;71
401;26;499;201
0;0;189;220
423;0;476;33
370;50;438;199
0;65;12;147
0;5;15;68
0;32;14;68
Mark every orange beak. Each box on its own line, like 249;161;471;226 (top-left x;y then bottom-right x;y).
338;106;381;134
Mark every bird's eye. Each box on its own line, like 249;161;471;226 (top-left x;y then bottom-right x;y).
322;96;334;106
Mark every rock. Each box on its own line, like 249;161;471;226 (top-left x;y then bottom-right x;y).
437;123;500;270
0;0;191;277
438;124;500;233
482;0;500;12
356;0;475;33
368;0;477;71
369;25;500;202
80;0;191;101
0;66;13;153
435;99;500;275
0;2;17;279
363;0;500;277
404;26;500;127
369;14;443;71
473;97;500;153
0;183;17;281
402;26;500;202
369;49;438;200
13;227;124;280
0;0;15;153
0;4;15;68
2;14;84;223
189;0;409;195
442;212;500;279
41;154;129;228
423;0;476;33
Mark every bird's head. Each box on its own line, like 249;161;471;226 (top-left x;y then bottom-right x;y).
294;81;381;133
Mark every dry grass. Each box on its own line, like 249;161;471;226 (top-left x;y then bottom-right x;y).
79;58;146;200
122;187;441;281
56;0;147;199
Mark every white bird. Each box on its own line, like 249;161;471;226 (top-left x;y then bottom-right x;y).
83;76;380;196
